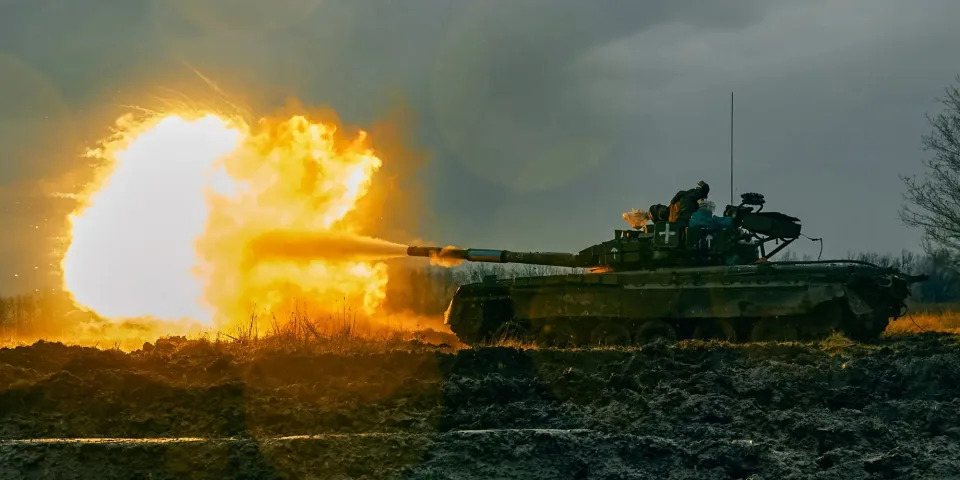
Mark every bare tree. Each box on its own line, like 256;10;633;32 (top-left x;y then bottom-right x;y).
901;75;960;261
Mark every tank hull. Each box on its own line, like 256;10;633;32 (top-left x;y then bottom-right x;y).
444;262;918;345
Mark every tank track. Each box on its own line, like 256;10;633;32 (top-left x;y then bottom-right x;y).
452;305;887;346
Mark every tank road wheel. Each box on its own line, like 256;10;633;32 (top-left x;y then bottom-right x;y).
589;322;631;346
632;320;677;345
750;317;799;343
537;322;581;347
794;301;845;341
841;314;889;342
693;319;737;342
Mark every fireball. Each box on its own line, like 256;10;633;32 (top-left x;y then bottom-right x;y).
62;114;243;321
197;114;387;329
62;110;390;331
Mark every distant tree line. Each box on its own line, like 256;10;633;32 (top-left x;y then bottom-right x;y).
0;290;77;337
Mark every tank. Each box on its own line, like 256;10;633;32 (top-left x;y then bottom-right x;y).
408;193;928;346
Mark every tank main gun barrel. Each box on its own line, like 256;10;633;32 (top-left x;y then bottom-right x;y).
407;246;581;268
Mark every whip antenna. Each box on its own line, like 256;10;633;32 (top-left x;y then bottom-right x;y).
730;91;734;205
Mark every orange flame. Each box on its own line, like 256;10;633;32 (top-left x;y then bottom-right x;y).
197;113;388;328
245;230;407;266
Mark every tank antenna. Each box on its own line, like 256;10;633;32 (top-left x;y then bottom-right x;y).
730;91;734;205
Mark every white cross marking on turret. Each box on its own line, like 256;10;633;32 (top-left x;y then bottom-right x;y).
658;223;675;242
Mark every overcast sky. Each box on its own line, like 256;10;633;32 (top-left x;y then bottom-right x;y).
1;0;959;293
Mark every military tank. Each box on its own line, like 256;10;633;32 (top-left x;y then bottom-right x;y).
407;193;928;346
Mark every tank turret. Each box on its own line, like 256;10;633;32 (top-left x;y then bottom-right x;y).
409;193;803;272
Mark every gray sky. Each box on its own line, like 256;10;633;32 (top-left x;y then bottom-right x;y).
1;0;959;294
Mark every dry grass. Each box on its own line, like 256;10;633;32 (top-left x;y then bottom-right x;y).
195;308;463;357
886;311;960;335
0;305;463;354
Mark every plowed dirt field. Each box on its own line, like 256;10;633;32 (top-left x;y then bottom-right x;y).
2;333;959;479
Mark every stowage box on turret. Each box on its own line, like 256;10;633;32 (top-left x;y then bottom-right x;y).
407;193;928;346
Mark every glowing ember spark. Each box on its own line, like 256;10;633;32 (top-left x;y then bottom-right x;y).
63;111;394;330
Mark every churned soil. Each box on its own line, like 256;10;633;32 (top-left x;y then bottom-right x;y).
1;333;960;479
